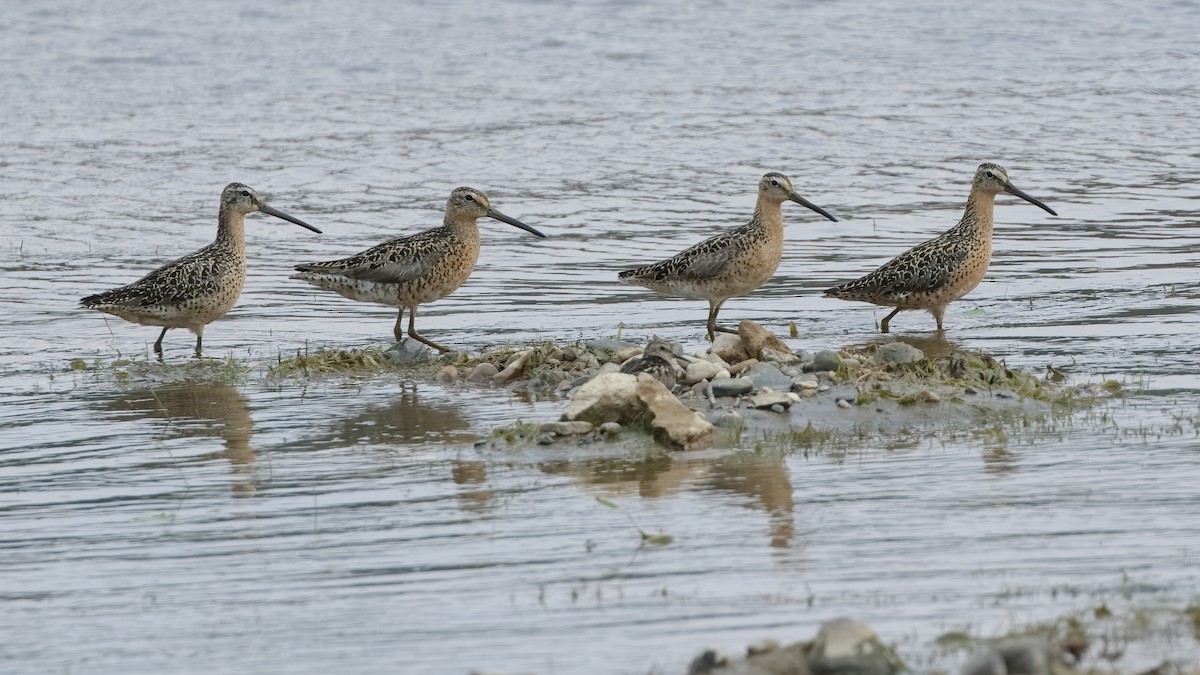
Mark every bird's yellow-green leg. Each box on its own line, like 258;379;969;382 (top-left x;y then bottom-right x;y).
393;307;406;343
407;306;450;353
706;299;737;341
880;308;901;334
153;327;169;355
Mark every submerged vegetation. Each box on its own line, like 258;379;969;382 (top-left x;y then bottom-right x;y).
61;327;1183;459
934;603;1200;675
268;344;392;377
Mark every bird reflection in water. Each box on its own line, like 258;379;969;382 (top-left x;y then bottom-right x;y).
702;453;797;550
317;384;491;512
325;383;475;447
100;382;257;497
541;451;797;549
451;460;494;513
855;332;959;360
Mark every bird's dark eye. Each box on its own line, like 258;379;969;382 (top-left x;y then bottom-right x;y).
770;180;779;187
240;190;250;197
985;172;995;179
464;194;475;201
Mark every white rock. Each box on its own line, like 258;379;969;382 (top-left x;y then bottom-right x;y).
749;391;793;410
760;347;801;365
493;349;533;385
685;360;722;385
561;373;642;425
709;333;750;364
466;362;500;383
613;346;643;364
635;374;713;450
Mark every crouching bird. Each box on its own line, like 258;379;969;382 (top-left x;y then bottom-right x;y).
620;337;685;390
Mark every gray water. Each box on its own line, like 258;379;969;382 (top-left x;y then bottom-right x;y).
2;0;1199;673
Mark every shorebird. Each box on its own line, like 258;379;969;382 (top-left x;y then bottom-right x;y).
80;183;321;357
824;163;1057;333
619;337;684;389
619;172;837;340
292;187;545;353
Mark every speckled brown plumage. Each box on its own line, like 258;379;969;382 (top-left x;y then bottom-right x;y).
619;337;683;389
80;183;321;357
619;172;837;340
825;163;1057;333
292;187;545;353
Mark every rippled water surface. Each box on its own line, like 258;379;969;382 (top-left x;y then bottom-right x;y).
2;0;1199;673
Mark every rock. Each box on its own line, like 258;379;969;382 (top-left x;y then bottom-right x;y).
738;319;793;360
383;338;433;365
961;639;1055;675
585;338;638;353
536;433;555;445
842;357;862;369
770;404;785;413
728;358;758;375
539;421;594;436
710;333;751;364
599;422;622;436
818;384;830;393
745;362;794;391
961;650;1007;675
916;389;940;403
750;391;793;410
595;362;622;376
836;398;853;409
793;378;820;391
539;369;571;387
760;347;801;365
876;342;925;365
714;411;743;428
636;374;713;449
692;642;810;675
436;365;459;382
686;360;723;385
806;618;903;675
493;349;533;386
995;639;1054;675
996;391;1014;399
812;350;844;372
466;362;500;383
687;649;726;675
613;346;644;364
561;373;642;425
712;377;754;397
